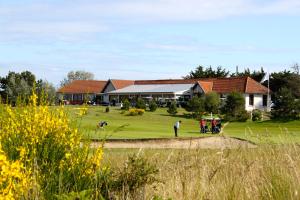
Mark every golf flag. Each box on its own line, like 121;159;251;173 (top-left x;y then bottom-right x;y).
260;72;269;83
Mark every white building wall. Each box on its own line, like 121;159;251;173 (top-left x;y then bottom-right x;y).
103;81;116;103
244;93;270;111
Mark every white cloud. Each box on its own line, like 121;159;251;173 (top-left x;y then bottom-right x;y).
1;0;300;42
6;22;108;34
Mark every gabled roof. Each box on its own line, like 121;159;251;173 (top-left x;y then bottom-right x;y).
245;77;270;94
197;81;213;93
111;79;135;89
212;77;247;93
195;77;269;94
57;80;107;94
102;79;135;93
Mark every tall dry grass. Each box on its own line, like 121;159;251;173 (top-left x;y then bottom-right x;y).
105;144;300;200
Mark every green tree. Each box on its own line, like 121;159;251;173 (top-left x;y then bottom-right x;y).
231;67;266;82
204;92;220;113
36;80;56;105
271;87;299;119
149;100;158;112
269;70;300;99
186;96;205;116
222;92;246;121
184;66;229;79
122;99;130;110
60;70;94;87
136;98;146;110
167;101;178;115
0;71;36;104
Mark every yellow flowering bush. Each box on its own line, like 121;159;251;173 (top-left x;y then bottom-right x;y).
0;92;103;199
128;108;145;116
0;144;30;200
0;92;157;199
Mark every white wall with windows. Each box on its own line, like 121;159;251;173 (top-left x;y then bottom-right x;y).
244;93;270;111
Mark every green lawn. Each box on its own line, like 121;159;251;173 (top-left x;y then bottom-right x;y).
68;106;206;139
223;120;300;143
65;105;300;143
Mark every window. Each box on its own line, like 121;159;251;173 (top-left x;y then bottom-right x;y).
249;94;254;106
263;95;267;106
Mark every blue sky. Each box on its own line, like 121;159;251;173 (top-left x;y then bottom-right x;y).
0;0;300;87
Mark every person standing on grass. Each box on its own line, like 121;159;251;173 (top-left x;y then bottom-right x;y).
174;120;182;137
211;118;217;133
200;119;206;133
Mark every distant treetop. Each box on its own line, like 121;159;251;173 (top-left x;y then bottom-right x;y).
183;66;230;79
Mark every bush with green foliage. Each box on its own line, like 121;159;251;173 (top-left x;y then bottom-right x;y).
252;109;262;121
136;98;146;110
185;96;205;117
111;154;159;199
204;92;220;113
122;99;130;110
167;101;178;115
222;92;246;121
236;110;250;122
149;100;158;112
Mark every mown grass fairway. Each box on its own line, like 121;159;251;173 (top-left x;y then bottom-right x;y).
223;120;300;143
69;106;206;139
67;105;300;143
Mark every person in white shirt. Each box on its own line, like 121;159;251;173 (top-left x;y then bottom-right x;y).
173;120;182;137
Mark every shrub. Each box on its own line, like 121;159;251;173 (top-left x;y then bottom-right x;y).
204;92;220;113
185;96;205;117
128;108;145;116
112;154;159;199
122;99;130;110
167;101;178;115
222;92;246;121
0;93;104;199
105;106;110;113
252;109;262;121
136;98;146;110
236;110;250;122
149;100;158;112
225;110;250;122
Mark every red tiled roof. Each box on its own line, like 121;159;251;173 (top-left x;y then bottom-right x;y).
134;79;214;85
111;79;135;89
212;77;247;93
245;77;269;94
195;77;269;94
57;80;107;94
197;81;213;93
57;77;269;95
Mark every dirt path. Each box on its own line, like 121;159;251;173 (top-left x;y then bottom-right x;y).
89;136;256;149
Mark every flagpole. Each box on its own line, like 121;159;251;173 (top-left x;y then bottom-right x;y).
267;71;270;111
267;70;271;111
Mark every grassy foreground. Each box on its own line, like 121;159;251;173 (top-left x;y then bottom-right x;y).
104;145;300;200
